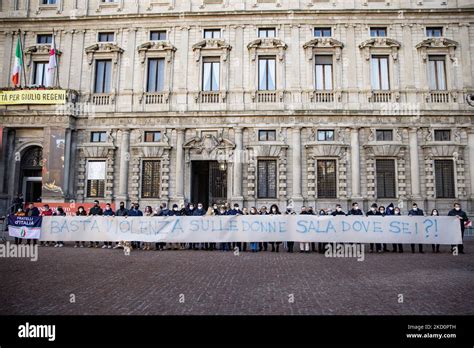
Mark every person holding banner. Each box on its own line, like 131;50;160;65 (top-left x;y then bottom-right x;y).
299;206;310;253
367;203;382;253
269;204;282;252
431;209;441;253
142;206;153;251
227;203;243;251
249;207;259;252
155;203;170;251
448;202;469;254
348;202;363;216
378;206;390;252
206;207;217;251
102;203;115;249
53;206;66;248
88;200;103;248
40;204;54;247
13;206;26;245
193;203;206;250
408;203;424;253
259;206;269;252
74;206;87;248
128;203;143;249
169;204;183;250
391;206;404;253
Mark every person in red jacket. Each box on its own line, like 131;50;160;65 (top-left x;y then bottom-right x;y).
40;204;53;247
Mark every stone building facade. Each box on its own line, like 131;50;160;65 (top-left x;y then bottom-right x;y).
0;0;473;215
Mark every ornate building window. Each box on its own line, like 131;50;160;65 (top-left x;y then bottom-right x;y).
317;159;337;198
85;42;124;105
141;160;161;198
138;40;176;104
150;30;167;41
258;130;276;141
415;37;458;103
32;61;47;86
434;160;455;198
37;34;52;44
375;129;393;141
426;27;443;38
257;160;277;198
192;38;231;103
434;130;451;142
303;38;343;103
376;159;396;198
144;131;162;143
86;160;106;198
359;37;401;102
248;38;287;103
258;28;276;38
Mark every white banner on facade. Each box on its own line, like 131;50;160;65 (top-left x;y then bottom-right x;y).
39;215;463;244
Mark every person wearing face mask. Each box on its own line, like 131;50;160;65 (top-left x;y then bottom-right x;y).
317;209;328;253
192;203;206;250
205;207;217;251
115;201;128;217
217;205;231;251
431;209;441;253
155;203;170;251
141;206;154;251
13;206;26;245
249;207;259;252
88;200;103;248
391;207;404;253
128;203;143;249
227;203;244;251
269;204;282;252
348;202;363;216
378;206;390;252
74;206;87;248
298;206;310;253
448;202;468;254
366;203;382;253
168;204;182;250
212;203;219;216
102;203;115;249
408;203;424;253
258;206;269;252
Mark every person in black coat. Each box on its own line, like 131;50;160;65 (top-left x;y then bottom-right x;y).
430;209;441;253
227;203;244;251
348;202;363;216
269;204;282;252
390;206;403;253
408;203;424;253
259;206;269;251
378;206;390;252
448;202;469;254
74;206;87;248
366;203;382;252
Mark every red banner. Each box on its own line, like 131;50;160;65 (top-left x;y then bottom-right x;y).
24;202;116;216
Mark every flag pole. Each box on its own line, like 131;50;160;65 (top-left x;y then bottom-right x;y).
18;29;27;88
53;29;60;88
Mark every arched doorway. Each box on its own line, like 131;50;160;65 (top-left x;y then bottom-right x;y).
19;146;43;203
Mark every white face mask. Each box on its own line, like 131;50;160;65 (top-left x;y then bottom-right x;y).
433;212;438;216
371;208;376;212
336;208;341;211
455;207;460;211
79;209;83;212
173;208;178;211
354;206;359;210
272;208;277;212
413;207;418;211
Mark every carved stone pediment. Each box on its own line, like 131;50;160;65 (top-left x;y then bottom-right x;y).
247;38;287;61
130;145;171;158
25;45;62;67
245;144;288;158
85;43;124;65
303;38;344;50
359;37;401;60
363;144;407;157
303;38;344;61
305;143;349;158
78;143;116;158
421;144;465;159
184;133;235;155
415;38;458;61
192;39;232;61
138;41;176;63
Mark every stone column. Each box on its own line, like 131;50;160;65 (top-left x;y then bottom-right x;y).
6;129;16;200
292;127;303;203
409;128;421;199
468;130;474;200
350;127;361;199
117;129;130;202
175;128;185;200
232;127;243;204
62;128;72;198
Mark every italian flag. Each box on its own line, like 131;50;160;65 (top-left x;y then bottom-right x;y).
11;36;22;86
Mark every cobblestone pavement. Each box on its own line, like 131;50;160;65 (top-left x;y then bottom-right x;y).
0;241;473;315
